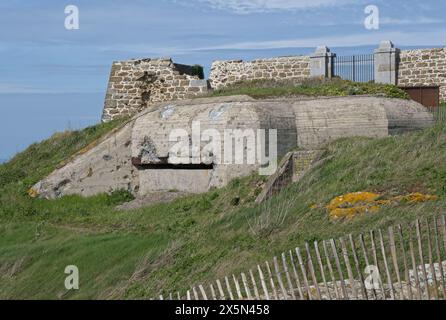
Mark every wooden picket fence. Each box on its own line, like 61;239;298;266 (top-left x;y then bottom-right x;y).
159;215;446;300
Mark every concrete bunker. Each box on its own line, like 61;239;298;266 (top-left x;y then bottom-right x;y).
129;97;297;194
31;95;434;199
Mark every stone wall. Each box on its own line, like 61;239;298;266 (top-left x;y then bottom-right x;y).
102;58;209;122
209;56;311;89
398;48;446;102
100;46;446;122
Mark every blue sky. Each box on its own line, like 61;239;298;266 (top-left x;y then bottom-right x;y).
0;0;445;160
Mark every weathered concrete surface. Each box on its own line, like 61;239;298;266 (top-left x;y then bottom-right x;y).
383;97;436;134
139;168;212;193
32;95;434;199
292;97;388;149
290;96;433;148
130;95;298;192
31;121;139;199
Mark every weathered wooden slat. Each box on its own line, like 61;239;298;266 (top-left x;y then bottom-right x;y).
433;217;446;295
397;224;413;300
160;218;446;301
359;233;377;300
225;276;235;300
442;215;446;294
305;243;322;300
257;265;270;300
388;226;404;299
370;230;385;299
266;261;279;300
348;234;368;300
378;229;395;300
216;279;226;300
199;285;208;300
273;256;288;300
442;215;446;256
409;228;422;300
442;215;446;297
209;284;217;300
158;216;446;301
425;218;439;299
323;240;341;300
241;272;252;300
415;219;430;300
281;252;296;300
314;241;332;300
288;250;305;300
330;239;348;299
339;237;358;299
295;247;312;300
232;274;243;300
192;287;199;300
249;269;260;300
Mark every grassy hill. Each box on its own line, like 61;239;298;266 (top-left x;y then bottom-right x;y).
208;78;409;100
0;97;444;299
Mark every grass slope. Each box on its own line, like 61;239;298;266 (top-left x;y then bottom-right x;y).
0;92;446;299
0;118;128;193
1;116;445;299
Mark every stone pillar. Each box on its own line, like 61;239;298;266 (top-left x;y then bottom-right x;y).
374;40;400;85
310;46;336;78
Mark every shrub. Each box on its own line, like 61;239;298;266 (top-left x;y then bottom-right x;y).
191;65;205;80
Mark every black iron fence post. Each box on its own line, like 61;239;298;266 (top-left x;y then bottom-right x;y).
333;54;374;83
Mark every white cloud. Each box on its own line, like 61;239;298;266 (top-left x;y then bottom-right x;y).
191;30;446;50
98;29;446;58
380;17;444;25
194;0;357;14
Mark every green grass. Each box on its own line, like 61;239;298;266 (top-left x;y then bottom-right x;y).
0;118;445;299
0;117;128;192
208;78;410;100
